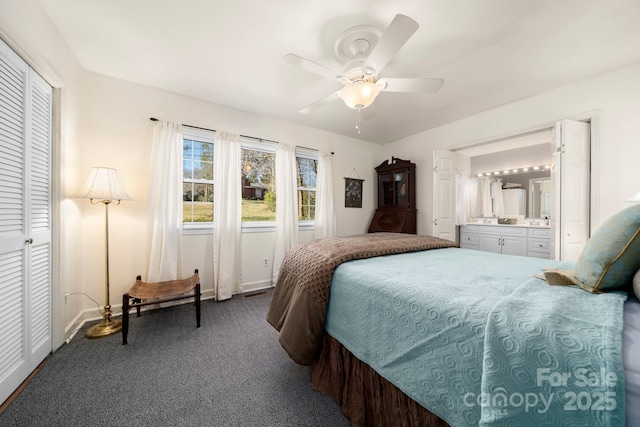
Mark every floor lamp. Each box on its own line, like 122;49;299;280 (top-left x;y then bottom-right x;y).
74;167;132;339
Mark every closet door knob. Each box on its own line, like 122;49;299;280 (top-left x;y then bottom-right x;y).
25;238;33;244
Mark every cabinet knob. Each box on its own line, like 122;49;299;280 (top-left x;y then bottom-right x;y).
25;238;33;244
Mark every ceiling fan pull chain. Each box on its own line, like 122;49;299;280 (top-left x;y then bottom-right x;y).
355;107;362;134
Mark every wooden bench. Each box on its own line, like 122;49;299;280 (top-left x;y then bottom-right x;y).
122;269;201;345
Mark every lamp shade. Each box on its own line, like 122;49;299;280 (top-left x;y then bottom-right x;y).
340;81;380;109
73;167;132;202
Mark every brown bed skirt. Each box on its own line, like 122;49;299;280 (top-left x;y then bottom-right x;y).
311;333;450;427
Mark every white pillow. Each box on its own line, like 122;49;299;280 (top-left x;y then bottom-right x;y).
634;269;640;300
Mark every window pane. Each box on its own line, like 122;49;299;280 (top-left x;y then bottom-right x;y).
191;183;213;222
242;148;275;222
183;139;193;157
183;159;193;179
183;137;214;223
297;157;317;188
183;182;194;202
296;156;317;221
195;142;214;180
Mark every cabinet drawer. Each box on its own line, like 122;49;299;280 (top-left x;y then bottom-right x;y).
461;225;479;233
479;226;527;237
529;228;550;238
460;233;478;245
529;239;549;251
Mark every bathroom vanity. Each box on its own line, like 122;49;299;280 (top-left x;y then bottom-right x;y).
459;223;550;259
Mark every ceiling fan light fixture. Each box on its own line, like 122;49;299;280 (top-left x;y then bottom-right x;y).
340;81;380;109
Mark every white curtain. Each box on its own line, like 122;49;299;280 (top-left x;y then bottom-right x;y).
492;179;504;217
272;143;299;284
313;151;335;239
146;120;183;282
213;132;242;300
455;172;467;226
469;178;480;218
481;177;493;217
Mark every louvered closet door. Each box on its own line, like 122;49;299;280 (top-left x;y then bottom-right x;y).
0;39;52;406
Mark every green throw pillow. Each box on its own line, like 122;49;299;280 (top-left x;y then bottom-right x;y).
543;204;640;293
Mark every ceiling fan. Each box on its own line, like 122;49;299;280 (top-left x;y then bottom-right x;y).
285;14;444;115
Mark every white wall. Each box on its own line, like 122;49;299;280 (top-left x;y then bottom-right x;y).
1;0;382;347
383;60;640;236
470;144;551;176
79;71;381;313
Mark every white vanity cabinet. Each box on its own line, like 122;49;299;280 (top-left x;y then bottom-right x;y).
460;224;550;259
478;225;528;256
460;225;480;250
528;227;551;259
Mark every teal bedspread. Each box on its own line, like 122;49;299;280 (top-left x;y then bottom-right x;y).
325;247;626;426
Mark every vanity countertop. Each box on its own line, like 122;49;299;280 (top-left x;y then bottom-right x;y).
464;221;549;229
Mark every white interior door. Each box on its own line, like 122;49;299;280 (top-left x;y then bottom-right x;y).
551;119;590;261
0;39;52;406
433;150;455;241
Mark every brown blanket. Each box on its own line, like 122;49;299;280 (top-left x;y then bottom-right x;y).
266;233;458;365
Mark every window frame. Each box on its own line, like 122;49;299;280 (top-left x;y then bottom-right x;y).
181;131;319;235
182;127;216;233
295;147;318;229
240;138;278;231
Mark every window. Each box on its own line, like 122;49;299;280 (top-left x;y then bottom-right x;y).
241;144;275;222
183;129;215;223
296;153;317;221
180;129;318;229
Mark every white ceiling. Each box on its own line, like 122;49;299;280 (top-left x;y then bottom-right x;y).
39;0;640;144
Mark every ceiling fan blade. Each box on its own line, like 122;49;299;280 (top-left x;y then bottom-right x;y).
364;14;419;74
284;53;341;80
378;77;444;93
299;90;342;114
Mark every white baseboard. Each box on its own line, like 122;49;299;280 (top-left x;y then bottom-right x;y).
241;280;274;293
63;286;271;342
63;311;85;344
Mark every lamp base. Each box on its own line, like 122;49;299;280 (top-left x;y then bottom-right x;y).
86;318;122;339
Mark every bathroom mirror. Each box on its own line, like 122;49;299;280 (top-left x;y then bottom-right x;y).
529;177;551;218
470;169;550;218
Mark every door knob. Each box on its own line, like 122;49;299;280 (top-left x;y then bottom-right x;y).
25;238;33;244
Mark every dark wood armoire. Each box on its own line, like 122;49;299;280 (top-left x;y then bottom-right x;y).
368;157;417;234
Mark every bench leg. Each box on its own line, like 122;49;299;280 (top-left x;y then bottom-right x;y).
122;293;130;345
195;283;201;328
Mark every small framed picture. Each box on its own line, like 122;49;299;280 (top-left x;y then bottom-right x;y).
344;178;364;208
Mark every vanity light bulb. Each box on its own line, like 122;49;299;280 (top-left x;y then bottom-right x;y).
512;169;518;173
494;171;500;175
523;167;529;171
503;170;509;174
533;166;540;170
544;165;550;169
477;173;483;177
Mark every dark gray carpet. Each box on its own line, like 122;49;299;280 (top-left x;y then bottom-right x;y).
0;290;350;426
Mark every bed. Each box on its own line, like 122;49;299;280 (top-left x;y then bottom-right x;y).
267;215;640;426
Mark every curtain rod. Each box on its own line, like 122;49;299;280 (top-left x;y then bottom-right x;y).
149;117;333;155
